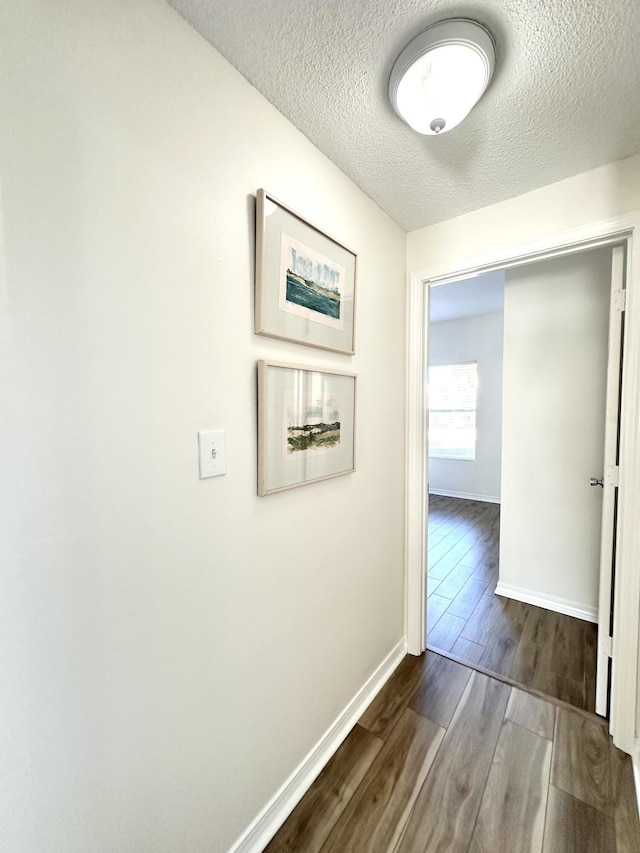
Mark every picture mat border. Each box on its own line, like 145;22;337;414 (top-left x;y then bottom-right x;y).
255;189;357;355
257;360;357;496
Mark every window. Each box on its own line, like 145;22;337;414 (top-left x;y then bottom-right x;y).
429;362;477;461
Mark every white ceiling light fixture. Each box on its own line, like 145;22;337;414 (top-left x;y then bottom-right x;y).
389;19;495;136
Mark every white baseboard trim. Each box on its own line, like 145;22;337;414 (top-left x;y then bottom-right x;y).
428;489;500;504
632;743;640;824
494;582;598;623
227;637;407;853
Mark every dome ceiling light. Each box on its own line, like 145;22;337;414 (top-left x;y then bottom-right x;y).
389;19;495;136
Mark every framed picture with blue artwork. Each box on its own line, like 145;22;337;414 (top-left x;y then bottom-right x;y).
257;360;356;496
255;189;357;354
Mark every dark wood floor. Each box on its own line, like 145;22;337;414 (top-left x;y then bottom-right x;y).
426;494;598;714
265;652;640;852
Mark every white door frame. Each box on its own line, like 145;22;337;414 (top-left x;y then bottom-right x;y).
405;212;640;754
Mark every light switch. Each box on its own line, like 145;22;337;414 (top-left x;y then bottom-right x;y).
198;430;226;478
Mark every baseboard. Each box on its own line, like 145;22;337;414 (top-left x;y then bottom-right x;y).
227;638;407;853
632;743;640;824
428;489;500;504
494;581;598;623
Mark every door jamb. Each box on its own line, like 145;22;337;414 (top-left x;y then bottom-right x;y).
405;213;640;754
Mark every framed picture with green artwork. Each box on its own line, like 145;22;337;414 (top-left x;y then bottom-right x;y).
255;189;357;354
257;360;356;496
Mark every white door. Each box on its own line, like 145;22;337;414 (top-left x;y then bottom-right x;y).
595;245;627;716
499;248;614;654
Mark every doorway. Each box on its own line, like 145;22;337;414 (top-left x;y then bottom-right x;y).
425;249;611;714
405;214;640;754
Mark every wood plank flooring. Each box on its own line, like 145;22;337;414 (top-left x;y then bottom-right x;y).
426;494;598;714
265;652;640;852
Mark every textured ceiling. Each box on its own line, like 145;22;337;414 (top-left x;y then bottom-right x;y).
166;0;640;231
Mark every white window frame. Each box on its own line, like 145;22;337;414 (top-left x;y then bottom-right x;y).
428;361;477;461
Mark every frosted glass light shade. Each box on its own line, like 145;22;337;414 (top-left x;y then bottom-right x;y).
389;20;495;135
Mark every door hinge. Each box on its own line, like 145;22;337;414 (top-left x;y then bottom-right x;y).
613;289;627;312
606;465;620;487
600;635;613;658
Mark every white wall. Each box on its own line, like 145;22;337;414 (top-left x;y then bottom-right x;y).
408;154;640;273
428;311;504;502
0;3;406;852
499;250;612;616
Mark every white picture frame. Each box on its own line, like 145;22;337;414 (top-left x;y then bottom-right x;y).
255;189;357;355
257;360;356;496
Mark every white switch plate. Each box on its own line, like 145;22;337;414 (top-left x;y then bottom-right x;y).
198;430;226;478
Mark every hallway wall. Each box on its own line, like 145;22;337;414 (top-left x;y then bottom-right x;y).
0;3;406;851
407;154;640;272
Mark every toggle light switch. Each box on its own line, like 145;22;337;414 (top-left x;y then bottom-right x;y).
198;430;226;478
